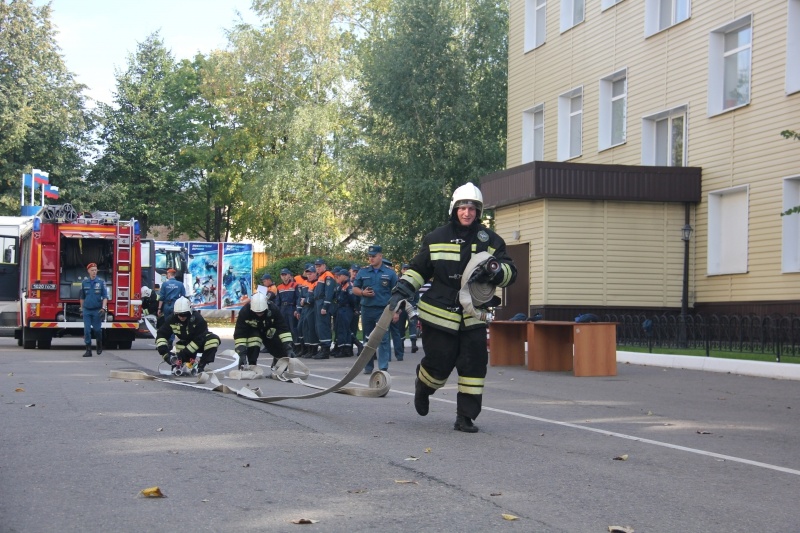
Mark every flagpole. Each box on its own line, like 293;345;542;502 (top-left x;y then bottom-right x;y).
20;173;25;208
30;169;36;207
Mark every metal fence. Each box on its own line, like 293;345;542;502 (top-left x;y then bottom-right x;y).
605;313;800;361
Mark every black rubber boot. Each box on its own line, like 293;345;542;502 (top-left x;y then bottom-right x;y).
83;346;92;358
96;334;103;355
313;345;330;359
414;366;432;416
411;338;418;353
293;344;302;358
454;415;479;433
302;345;317;359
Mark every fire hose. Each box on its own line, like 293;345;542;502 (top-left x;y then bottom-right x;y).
110;305;396;402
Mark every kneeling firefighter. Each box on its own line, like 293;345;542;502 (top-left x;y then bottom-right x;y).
155;297;220;373
233;292;296;369
388;182;517;433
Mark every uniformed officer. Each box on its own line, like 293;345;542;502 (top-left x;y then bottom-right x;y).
158;268;186;320
155;297;220;373
276;267;300;352
79;262;108;357
233;292;295;369
298;264;319;358
349;264;363;355
353;245;398;373
332;269;356;357
312;258;336;359
389;182;517;433
259;272;278;302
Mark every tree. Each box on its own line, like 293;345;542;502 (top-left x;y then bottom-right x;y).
355;0;508;260
0;0;93;214
218;0;371;254
90;33;184;237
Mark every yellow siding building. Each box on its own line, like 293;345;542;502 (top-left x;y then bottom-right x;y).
485;0;800;319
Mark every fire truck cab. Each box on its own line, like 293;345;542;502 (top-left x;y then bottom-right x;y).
0;205;143;349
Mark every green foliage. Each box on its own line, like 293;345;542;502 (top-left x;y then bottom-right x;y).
0;0;94;214
355;0;508;260
90;33;185;236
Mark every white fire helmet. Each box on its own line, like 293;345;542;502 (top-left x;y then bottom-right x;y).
250;292;268;313
173;297;192;314
141;286;152;298
448;182;483;219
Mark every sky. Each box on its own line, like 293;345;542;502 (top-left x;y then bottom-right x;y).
37;0;260;105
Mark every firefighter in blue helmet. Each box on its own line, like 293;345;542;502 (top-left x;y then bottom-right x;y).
388;183;517;433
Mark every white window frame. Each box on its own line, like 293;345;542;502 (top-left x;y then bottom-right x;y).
708;14;753;116
525;0;548;51
522;103;545;163
644;0;691;36
557;87;583;161
598;69;627;151
601;0;625;10
642;105;688;166
707;185;749;276
560;0;585;33
787;0;800;94
782;176;800;272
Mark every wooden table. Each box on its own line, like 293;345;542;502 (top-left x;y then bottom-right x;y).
488;320;617;377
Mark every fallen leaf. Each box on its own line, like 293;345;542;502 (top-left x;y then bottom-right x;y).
697;430;712;435
509;378;514;381
8;373;13;376
613;454;629;461
290;518;319;524
243;463;250;467
646;410;653;416
501;513;519;521
608;526;634;533
140;486;164;498
201;499;209;503
394;480;418;485
347;488;367;494
424;448;432;454
25;404;35;407
156;428;163;432
490;492;502;497
404;456;419;461
14;388;24;392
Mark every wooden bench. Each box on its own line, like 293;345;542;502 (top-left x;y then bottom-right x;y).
488;320;617;377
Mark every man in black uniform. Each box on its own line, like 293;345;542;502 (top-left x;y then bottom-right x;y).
155;297;220;373
389;182;517;433
234;292;295;369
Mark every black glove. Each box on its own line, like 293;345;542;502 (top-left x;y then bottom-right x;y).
235;345;247;356
177;349;191;361
283;342;296;358
388;280;415;312
157;344;170;356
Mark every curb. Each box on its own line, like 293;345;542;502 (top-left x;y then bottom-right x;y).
617;351;800;381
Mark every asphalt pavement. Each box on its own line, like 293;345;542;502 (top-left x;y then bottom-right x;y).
2;333;799;533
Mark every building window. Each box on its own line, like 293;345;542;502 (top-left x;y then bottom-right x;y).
522;104;545;163
787;0;800;94
598;70;627;150
645;0;690;36
601;0;624;10
783;176;800;272
560;0;584;33
708;186;749;275
708;15;752;116
525;0;547;51
558;87;582;161
642;106;687;166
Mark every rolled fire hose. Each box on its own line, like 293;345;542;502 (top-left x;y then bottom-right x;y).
459;251;499;323
111;305;395;402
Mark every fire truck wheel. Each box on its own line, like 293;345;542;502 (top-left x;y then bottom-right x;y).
22;328;36;350
118;341;133;350
37;337;52;349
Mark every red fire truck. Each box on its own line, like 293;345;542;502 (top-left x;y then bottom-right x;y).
0;204;143;349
